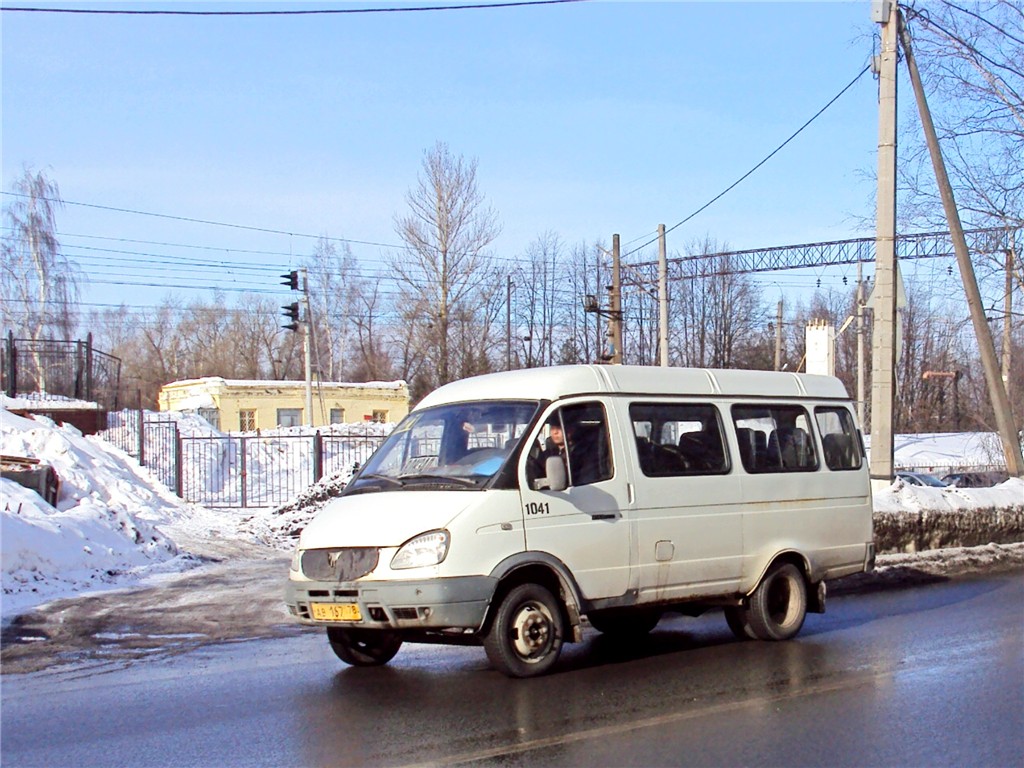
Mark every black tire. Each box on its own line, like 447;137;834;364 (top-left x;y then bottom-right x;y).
326;627;403;666
587;608;661;638
483;583;565;678
723;606;755;640
746;562;807;641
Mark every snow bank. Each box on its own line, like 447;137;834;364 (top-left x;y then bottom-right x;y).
873;477;1024;553
1;409;240;617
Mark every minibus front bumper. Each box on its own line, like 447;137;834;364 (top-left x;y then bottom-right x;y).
285;575;498;631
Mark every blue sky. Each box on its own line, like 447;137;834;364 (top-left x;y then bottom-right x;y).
2;1;885;310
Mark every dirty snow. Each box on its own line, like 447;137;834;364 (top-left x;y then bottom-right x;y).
2;402;1023;624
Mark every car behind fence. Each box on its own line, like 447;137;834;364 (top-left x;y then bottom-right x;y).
98;411;386;508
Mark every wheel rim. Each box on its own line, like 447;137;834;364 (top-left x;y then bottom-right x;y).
767;573;797;627
510;601;554;661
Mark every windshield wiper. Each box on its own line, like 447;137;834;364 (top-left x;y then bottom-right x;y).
358;473;406;487
399;473;481;488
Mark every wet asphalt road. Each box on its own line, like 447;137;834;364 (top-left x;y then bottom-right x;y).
2;572;1022;768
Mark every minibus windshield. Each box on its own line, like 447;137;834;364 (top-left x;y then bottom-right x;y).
348;401;540;492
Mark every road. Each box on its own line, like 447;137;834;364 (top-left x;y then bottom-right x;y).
2;571;1021;768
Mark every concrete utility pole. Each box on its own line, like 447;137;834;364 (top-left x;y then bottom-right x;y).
898;14;1024;477
506;275;512;370
610;234;623;365
857;260;866;427
869;0;900;490
658;224;669;367
774;299;784;371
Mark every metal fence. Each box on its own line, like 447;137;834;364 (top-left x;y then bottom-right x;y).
2;332;122;410
98;411;386;508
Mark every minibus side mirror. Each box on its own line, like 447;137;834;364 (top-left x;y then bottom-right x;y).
544;456;568;492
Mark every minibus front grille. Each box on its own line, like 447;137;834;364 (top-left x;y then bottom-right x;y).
302;547;379;581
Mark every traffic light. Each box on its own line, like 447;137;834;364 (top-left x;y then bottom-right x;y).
281;302;300;332
280;270;299;290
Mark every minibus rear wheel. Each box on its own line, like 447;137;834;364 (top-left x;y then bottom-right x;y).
484;583;565;678
327;627;403;666
747;562;807;641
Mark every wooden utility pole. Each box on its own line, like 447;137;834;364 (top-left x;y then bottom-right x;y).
658;224;669;366
869;0;899;489
899;14;1024;477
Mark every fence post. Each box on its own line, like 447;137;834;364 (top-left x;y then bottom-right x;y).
137;393;146;466
313;430;324;484
85;332;94;403
240;435;248;508
174;426;183;498
5;331;16;397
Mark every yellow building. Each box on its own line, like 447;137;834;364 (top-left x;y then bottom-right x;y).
157;377;410;431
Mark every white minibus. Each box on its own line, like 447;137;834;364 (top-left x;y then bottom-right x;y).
285;365;874;677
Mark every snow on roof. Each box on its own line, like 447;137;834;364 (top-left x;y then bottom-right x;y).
1;393;102;411
164;377;408;391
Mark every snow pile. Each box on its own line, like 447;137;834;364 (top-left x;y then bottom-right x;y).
237;467;357;547
0;409;251;617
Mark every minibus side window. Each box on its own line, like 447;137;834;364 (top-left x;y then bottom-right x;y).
527;402;613;487
629;403;729;476
731;404;818;473
814;407;863;470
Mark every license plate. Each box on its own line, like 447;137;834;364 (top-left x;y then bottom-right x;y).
311;602;362;622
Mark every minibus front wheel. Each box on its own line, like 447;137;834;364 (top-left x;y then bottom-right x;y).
484;583;565;678
327;627;403;666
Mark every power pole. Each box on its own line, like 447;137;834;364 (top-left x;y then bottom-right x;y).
774;299;784;371
899;14;1024;477
610;234;623;365
658;224;669;367
869;0;899;490
506;275;512;371
856;260;866;427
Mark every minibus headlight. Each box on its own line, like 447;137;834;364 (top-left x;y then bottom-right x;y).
290;547;303;573
391;530;450;570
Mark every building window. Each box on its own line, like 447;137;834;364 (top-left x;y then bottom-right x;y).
277;408;303;428
330;408;345;424
239;409;256;432
371;410;388;423
197;408;220;430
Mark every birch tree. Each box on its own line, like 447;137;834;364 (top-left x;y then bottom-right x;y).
392;142;500;389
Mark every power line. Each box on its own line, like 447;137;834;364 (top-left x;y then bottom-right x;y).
623;63;873;259
0;191;405;250
1;0;590;16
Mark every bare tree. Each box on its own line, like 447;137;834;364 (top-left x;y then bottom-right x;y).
305;237;355;381
671;238;767;368
392;142;501;389
901;1;1023;288
1;167;81;391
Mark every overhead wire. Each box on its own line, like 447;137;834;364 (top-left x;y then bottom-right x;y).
622;63;873;259
1;0;592;16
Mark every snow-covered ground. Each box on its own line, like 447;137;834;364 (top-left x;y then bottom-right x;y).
2;403;1023;623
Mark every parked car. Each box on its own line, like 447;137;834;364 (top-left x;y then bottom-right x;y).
896;471;948;488
940;471;1009;488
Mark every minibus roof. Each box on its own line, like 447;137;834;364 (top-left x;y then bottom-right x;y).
416;365;850;410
